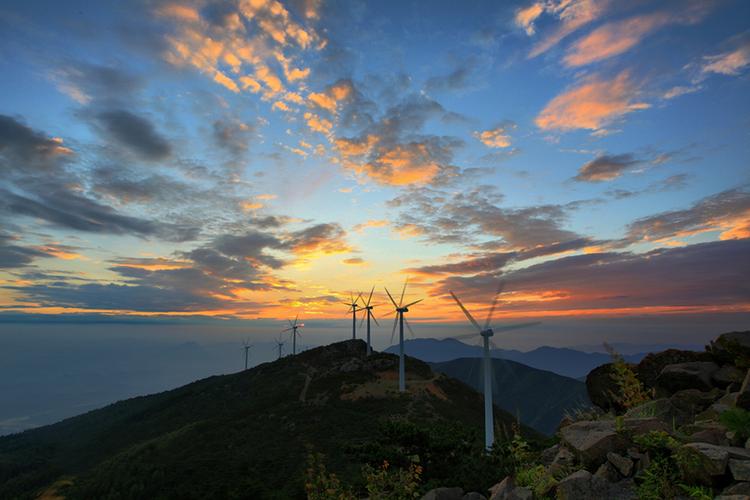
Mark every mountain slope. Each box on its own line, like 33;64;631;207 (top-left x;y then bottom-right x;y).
0;340;540;500
386;338;646;378
430;358;591;435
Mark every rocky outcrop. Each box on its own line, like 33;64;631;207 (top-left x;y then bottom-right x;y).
655;361;719;394
636;348;712;390
421;487;464;500
585;363;622;412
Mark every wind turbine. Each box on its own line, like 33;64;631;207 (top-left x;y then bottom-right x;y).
241;340;254;370
358;286;380;356
448;284;540;451
344;292;362;340
385;279;422;392
274;335;286;360
281;315;304;355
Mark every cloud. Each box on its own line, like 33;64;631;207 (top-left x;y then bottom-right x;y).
701;40;750;76
342;257;366;265
0;233;51;269
0;114;73;175
574;153;640;182
284;223;353;256
352;219;388;233
625;187;750;243
212;118;255;159
52;62;141;105
0;187;198;242
515;3;545;36
93;110;171;160
474;122;516;148
425;60;476;92
663;85;701;99
535;71;649;132
433;239;750;314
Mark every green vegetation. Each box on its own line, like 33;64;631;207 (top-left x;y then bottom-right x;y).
0;340;542;499
633;431;703;500
719;407;750;441
604;343;652;410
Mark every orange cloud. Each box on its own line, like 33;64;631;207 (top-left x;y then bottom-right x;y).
702;41;750;76
474;124;515;148
303;112;332;135
342;257;366;265
359;143;441;186
535;71;649;132
352;219;389;233
515;3;544;35
527;0;609;58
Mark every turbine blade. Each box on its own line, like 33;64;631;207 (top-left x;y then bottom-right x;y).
404;317;416;338
366;286;374;307
355;291;363;305
359;313;366;328
281;327;293;332
294;313;299;327
390;315;398;344
371;312;381;327
403;298;423;308
484;282;504;330
399;278;408;306
493;321;542;332
384;287;399;308
449;291;482;332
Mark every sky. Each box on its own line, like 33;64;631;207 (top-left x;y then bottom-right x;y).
0;0;749;341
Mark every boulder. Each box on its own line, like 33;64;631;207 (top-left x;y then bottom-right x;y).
621;416;670;435
709;331;750;367
713;365;746;389
560;420;626;468
637;349;712;390
736;369;750;410
680;442;730;485
506;487;531;500
607;451;633;477
488;477;514;500
550;446;576;471
540;444;559;466
554;470;611;500
696;402;731;422
729;459;750;481
462;494;487;500
687;426;731;446
586;363;623;412
422;487;464;500
594;462;620;482
655;362;720;394
720;481;750;496
719;391;740;406
670;388;722;416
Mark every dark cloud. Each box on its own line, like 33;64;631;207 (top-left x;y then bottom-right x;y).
208;231;285;268
425;59;475;92
432;238;750;312
0;233;50;269
285;223;352;255
212;118;255;160
606;173;690;199
56;62;141;104
0;114;72;175
93;110;171;160
574;153;640;182
91;165;194;205
625;187;750;243
0;187;198;242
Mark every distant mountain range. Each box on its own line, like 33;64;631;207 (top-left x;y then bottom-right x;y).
430;358;591;435
385;338;648;379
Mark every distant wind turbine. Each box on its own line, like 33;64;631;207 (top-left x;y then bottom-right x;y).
282;315;304;355
241;340;254;370
449;284;540;451
274;335;286;360
385;279;422;392
344;292;363;340
358;286;380;356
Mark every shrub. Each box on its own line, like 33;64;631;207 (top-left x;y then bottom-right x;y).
720;408;750;441
361;460;422;500
515;464;557;497
604;343;651;410
305;452;356;500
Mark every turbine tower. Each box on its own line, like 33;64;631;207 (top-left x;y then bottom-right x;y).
282;315;304;355
241;340;254;370
344;292;362;340
358;286;380;356
385;279;422;392
449;284;540;451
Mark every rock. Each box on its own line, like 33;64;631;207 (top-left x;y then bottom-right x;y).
488;477;514;500
721;481;750;496
560;420;626;468
637;349;712;390
720;392;740;406
696;402;731;422
687;426;731;446
622;416;670;435
422;487;464;500
540;444;560;466
625;398;684;425
627;449;651;474
507;487;532;500
551;446;576;469
594;462;620;482
554;470;612;500
671;388;723;415
462;494;487;500
586;363;623;412
746;437;750;449
607;451;633;477
710;331;750;367
714;365;746;389
606;478;638;499
729;459;750;481
737;369;750;410
725;446;750;460
680;442;730;485
656;362;720;394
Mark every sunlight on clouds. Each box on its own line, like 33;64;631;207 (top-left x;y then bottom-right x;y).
535;71;649;132
701;41;750;76
474;124;515;148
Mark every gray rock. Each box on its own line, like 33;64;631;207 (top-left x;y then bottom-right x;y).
719;391;740;406
687;426;731;446
696;402;731;421
622;416;670;435
560;421;625;468
721;481;750;496
680;442;730;485
607;451;634;477
422;487;464;500
710;331;750;365
714;365;746;388
540;444;560;466
462;494;487;500
746;437;750;449
670;388;723;417
488;477;513;500
594;461;620;482
656;362;720;393
555;470;611;500
729;459;750;481
507;487;532;500
737;369;750;410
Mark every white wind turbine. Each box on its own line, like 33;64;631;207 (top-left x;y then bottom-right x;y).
344;292;363;340
358;286;380;356
281;315;304;355
449;284;541;451
273;334;286;360
385;279;422;392
241;339;254;370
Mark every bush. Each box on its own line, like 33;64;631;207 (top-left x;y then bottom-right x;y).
604;343;651;411
362;460;422;500
305;452;355;500
515;464;556;497
720;408;750;441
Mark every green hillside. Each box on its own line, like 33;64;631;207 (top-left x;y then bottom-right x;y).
430;358;591;435
0;340;541;500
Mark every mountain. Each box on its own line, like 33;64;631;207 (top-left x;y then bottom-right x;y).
0;340;540;500
385;338;647;379
430;358;591;435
